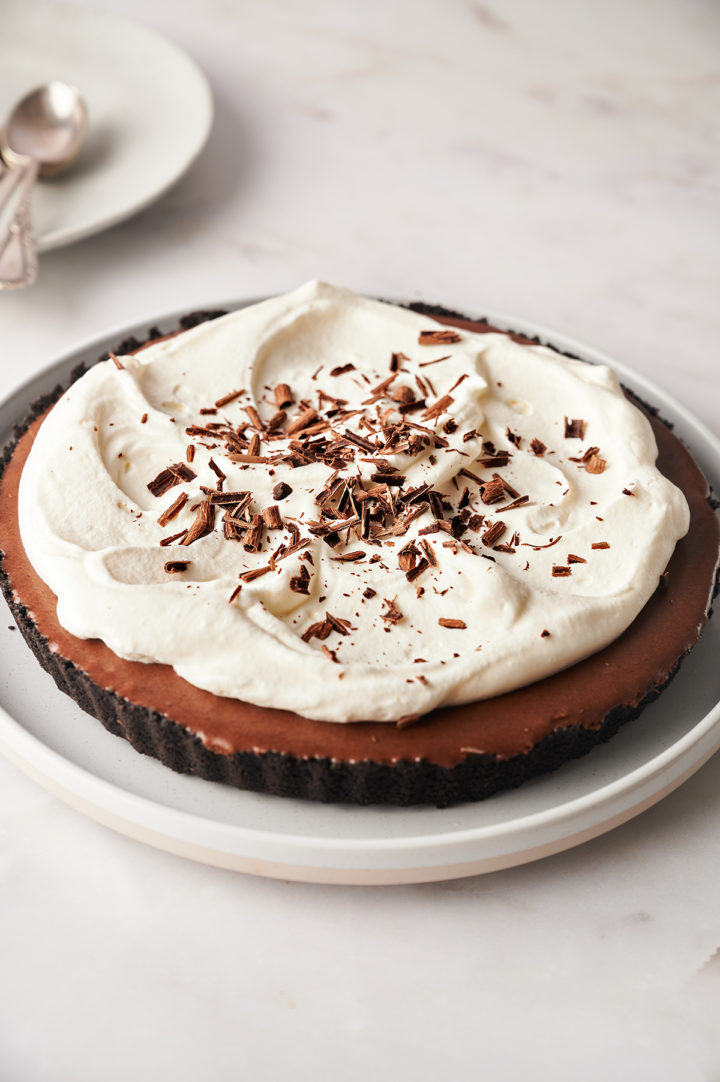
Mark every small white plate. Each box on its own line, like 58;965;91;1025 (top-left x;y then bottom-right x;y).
1;301;719;884
0;2;213;251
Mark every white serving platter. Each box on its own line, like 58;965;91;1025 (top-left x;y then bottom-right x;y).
1;300;718;884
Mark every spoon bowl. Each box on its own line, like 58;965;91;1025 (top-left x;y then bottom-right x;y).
2;82;87;176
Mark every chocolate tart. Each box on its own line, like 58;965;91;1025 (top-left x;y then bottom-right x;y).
1;309;718;807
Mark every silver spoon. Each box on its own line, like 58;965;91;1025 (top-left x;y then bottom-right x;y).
0;82;88;289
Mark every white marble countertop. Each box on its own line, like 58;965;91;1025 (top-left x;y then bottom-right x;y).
1;1;719;1078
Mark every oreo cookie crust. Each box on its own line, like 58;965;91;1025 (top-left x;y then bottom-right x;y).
1;309;718;806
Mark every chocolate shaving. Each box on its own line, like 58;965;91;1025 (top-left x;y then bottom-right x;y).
622;487;635;496
289;564;311;594
530;438;546;456
381;597;404;624
208;457;226;483
181;501;215;546
368;373;398;398
239;565;271;583
228;584;242;604
498;494;529;512
163;560;189;573
199;407;217;416
370;471;405;487
391;384;416;405
109;352;124;370
398;541;420;573
592;541;610;549
186;445;195;463
564;417;586;439
406;558;430;583
419;354;451;368
521;536;562;550
160;529;188;547
281;537;311;560
569;445;599;464
437;373;463;398
585;454;607;474
418;329;462;345
492;472;518;498
273;481;293;501
147;462;196;497
223;520;245;541
244;405;264;431
427;490;444;519
402;483;432;506
481;521;506;547
403;419;449;448
223;431;249;453
326;612;352;635
286;408;318;436
329;364;356;377
262;505;283;529
209;490;252;509
331;550;366;561
478;452;510;469
301;620;331;643
214;388;244;408
275;383;293;409
459;468;483;485
421;394;454;422
266;410;287;432
419;538;437;566
479;477;506;505
339;428;376;453
541;629;551;638
157;492;189;527
567;553;586;564
226;453;270;464
242;513;265;552
185;425;222;439
438;618;467;629
552;565;572;577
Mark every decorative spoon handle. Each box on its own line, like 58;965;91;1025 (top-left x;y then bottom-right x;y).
0;158;38;289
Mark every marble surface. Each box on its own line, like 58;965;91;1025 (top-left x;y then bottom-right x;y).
1;1;719;1078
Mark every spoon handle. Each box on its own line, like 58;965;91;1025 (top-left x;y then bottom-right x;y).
0;159;38;289
0;157;37;237
0;201;38;290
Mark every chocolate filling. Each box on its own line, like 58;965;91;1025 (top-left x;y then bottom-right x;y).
1;310;718;805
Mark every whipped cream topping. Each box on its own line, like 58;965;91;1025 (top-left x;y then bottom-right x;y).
19;282;689;723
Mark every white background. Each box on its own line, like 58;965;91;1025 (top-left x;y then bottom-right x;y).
1;1;719;1079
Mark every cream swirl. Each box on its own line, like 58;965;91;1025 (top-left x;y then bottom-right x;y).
18;282;689;722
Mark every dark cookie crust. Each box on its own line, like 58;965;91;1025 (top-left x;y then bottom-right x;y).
0;309;717;806
0;586;688;806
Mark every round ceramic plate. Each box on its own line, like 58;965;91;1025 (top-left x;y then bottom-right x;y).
0;2;213;251
0;301;719;884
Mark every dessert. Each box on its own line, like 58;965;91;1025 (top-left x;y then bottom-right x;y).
1;283;718;805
